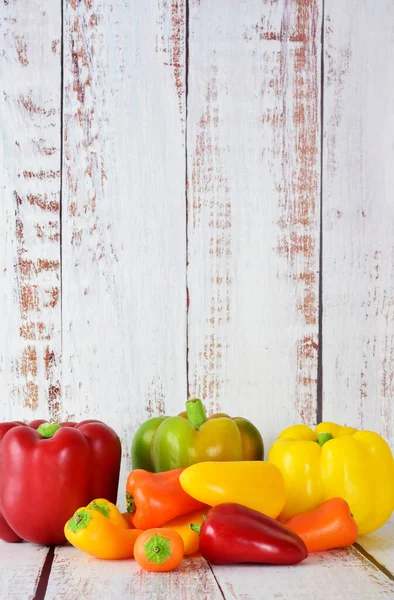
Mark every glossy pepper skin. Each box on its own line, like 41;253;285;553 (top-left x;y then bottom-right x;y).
0;419;121;545
132;398;264;472
87;498;130;529
284;497;358;553
161;507;208;555
192;503;308;565
180;461;285;519
268;422;394;535
126;468;205;530
65;507;142;559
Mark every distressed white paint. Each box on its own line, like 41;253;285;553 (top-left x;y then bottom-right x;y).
211;546;394;600
357;517;394;575
4;540;393;600
46;547;222;600
187;0;321;448
0;541;48;600
322;0;394;447
0;0;61;421
61;0;187;504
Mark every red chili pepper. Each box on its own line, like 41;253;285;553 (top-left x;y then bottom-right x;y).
0;419;121;545
191;503;308;565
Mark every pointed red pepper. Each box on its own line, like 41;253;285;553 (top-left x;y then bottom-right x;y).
191;503;308;565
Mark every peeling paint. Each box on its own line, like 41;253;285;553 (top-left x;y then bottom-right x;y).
156;0;185;117
189;69;232;409
14;34;29;66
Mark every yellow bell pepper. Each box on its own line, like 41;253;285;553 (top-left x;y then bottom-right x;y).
268;422;394;535
179;461;285;518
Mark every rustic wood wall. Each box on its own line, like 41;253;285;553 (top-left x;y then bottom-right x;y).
1;0;393;490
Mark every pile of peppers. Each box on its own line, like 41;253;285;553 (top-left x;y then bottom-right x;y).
1;400;393;573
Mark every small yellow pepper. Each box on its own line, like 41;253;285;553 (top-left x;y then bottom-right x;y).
160;508;208;555
87;498;130;529
268;422;394;535
179;461;285;518
65;507;142;559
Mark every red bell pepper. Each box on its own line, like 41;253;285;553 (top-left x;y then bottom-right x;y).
0;419;121;545
191;503;308;565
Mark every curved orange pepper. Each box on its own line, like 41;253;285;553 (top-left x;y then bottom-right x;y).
126;468;205;530
284;497;358;553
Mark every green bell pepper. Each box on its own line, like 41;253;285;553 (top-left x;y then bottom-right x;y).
131;398;264;472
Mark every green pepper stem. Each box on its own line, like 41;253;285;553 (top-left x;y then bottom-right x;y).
190;524;201;535
186;398;207;429
37;422;61;438
126;492;135;515
317;432;334;446
144;534;172;564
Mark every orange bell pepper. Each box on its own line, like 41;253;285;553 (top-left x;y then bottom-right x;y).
160;507;208;555
87;498;129;529
284;497;358;553
126;468;205;530
65;507;142;559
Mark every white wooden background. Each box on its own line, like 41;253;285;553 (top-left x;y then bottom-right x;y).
1;1;394;598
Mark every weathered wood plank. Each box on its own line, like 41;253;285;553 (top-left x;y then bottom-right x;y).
211;547;394;600
0;0;61;421
187;0;322;445
356;517;394;577
46;547;222;600
61;0;187;503
322;0;394;448
0;542;49;600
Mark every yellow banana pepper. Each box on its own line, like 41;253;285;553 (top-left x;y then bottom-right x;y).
179;461;285;518
268;422;394;535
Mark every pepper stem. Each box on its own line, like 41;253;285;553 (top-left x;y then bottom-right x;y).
88;500;110;519
67;509;92;533
144;534;172;564
190;524;201;535
186;398;207;429
126;492;135;515
37;422;61;438
317;432;334;446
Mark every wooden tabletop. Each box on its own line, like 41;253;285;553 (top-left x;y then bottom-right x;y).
1;517;393;600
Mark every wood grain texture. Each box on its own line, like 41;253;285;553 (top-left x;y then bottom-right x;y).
187;0;321;445
0;542;48;600
61;0;187;503
0;0;61;421
322;0;394;447
211;546;394;600
357;517;394;576
46;548;223;600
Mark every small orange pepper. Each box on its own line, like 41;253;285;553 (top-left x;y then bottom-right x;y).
284;497;358;553
87;498;129;529
65;507;142;559
160;507;208;555
134;528;184;572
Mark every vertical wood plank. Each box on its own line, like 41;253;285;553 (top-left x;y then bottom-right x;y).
62;0;187;500
210;547;394;600
187;0;321;445
46;548;223;600
0;542;49;600
0;0;61;420
323;0;394;447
